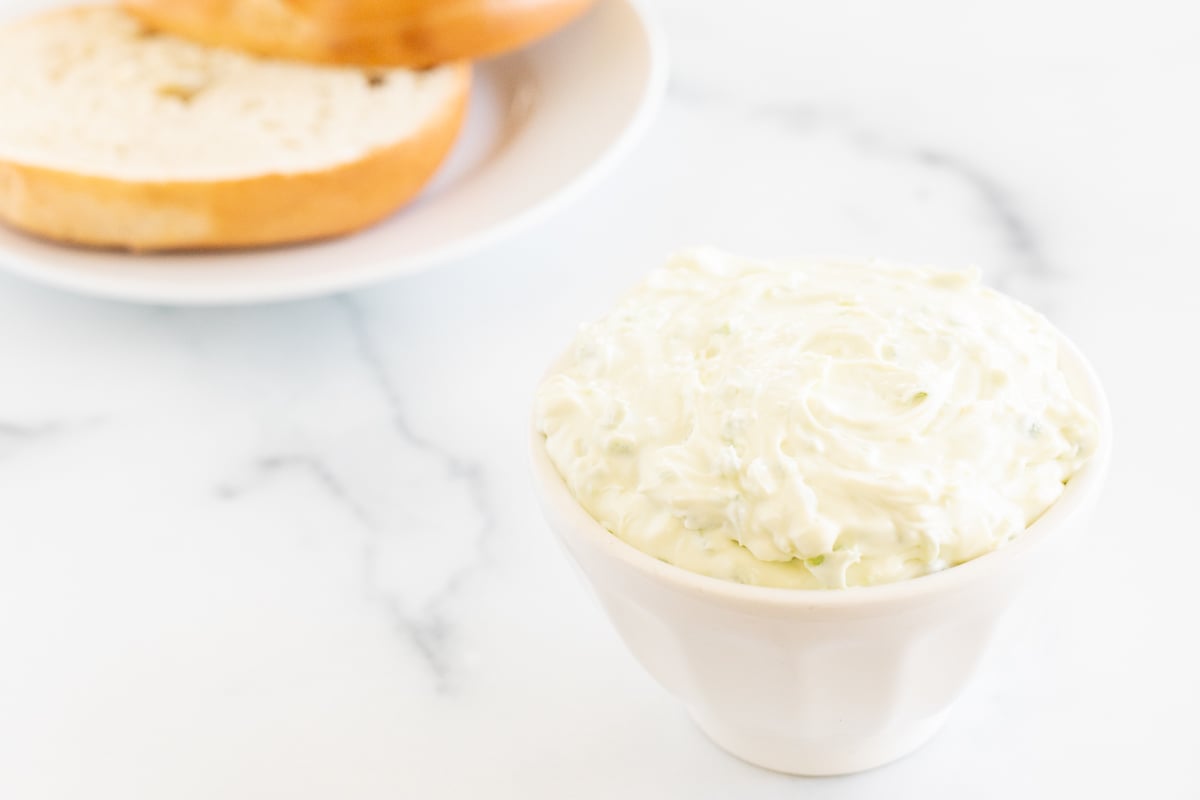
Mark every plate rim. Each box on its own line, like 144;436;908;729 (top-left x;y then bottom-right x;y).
0;0;669;306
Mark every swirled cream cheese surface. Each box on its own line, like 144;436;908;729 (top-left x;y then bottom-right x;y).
535;250;1098;589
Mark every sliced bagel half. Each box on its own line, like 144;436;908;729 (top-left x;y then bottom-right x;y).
0;7;470;251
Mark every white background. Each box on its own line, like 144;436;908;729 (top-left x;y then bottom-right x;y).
1;0;1198;797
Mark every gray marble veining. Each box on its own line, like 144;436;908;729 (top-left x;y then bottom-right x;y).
338;295;496;692
670;79;1054;300
0;417;97;461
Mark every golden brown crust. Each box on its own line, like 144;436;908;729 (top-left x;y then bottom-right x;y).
121;0;596;67
0;63;469;252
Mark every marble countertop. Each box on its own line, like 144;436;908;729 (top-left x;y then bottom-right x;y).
1;0;1197;796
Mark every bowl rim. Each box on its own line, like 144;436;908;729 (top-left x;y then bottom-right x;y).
529;327;1112;609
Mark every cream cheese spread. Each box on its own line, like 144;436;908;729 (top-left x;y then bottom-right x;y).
535;249;1098;589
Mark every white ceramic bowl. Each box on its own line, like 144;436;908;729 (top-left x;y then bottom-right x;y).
530;331;1111;776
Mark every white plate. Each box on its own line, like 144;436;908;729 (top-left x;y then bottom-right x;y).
0;0;666;305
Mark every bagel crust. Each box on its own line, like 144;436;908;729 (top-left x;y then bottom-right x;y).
122;0;596;67
0;63;470;252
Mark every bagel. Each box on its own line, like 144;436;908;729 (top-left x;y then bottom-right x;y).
122;0;596;67
0;7;471;251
